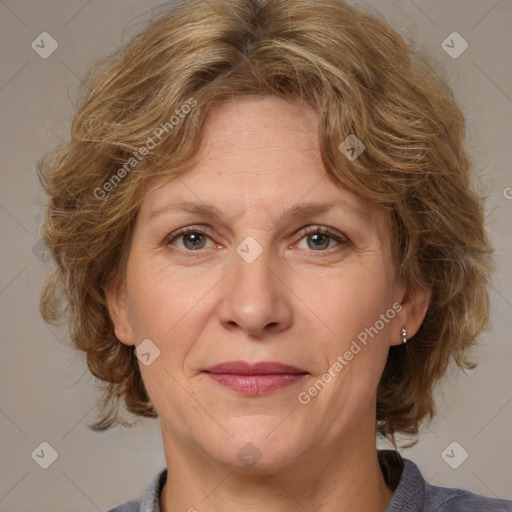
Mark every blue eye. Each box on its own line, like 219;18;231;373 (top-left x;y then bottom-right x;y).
296;228;347;251
180;232;208;250
165;226;348;253
167;228;214;251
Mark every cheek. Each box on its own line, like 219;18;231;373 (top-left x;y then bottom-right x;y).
309;272;394;401
304;270;395;407
124;254;217;354
306;263;394;337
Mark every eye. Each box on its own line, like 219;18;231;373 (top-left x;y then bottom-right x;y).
165;227;216;251
295;227;347;251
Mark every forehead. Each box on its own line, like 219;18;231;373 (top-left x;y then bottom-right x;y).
200;95;320;149
180;96;324;187
140;96;381;229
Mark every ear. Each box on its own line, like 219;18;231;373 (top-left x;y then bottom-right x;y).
389;280;430;346
105;278;136;347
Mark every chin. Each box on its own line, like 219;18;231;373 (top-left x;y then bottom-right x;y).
203;417;308;473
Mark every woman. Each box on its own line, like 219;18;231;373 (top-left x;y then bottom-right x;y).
38;0;511;510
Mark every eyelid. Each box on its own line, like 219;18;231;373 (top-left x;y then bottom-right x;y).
163;224;350;251
163;225;219;247
293;225;350;246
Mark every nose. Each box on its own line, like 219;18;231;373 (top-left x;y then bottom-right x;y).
217;248;293;338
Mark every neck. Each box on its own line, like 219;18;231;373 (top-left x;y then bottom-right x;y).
160;424;395;512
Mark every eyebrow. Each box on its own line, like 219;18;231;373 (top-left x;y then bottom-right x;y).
148;198;367;224
149;200;224;220
285;199;366;222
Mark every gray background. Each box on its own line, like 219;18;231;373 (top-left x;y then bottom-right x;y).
0;0;511;510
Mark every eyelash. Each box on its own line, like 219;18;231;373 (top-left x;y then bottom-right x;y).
163;226;217;250
164;225;349;253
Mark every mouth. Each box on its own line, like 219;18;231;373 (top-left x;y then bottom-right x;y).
202;361;309;395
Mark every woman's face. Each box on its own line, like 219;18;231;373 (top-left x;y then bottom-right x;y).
109;96;415;472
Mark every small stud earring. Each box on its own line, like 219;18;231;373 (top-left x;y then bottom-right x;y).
401;327;408;344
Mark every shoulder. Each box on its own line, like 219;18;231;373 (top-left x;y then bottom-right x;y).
104;468;167;512
424;483;512;512
105;499;140;512
379;451;512;512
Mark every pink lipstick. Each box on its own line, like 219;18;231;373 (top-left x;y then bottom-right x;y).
203;361;307;395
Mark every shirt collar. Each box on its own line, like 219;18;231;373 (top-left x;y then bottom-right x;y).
137;450;425;512
139;468;166;512
382;452;426;512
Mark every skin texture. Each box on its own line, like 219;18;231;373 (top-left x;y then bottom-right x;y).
107;96;430;512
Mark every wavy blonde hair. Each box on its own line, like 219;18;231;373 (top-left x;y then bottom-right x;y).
39;0;493;441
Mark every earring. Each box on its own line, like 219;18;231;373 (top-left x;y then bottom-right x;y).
401;327;408;344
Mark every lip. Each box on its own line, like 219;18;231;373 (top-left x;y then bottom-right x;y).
202;361;308;395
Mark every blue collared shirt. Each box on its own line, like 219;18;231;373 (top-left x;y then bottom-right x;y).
105;451;512;511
